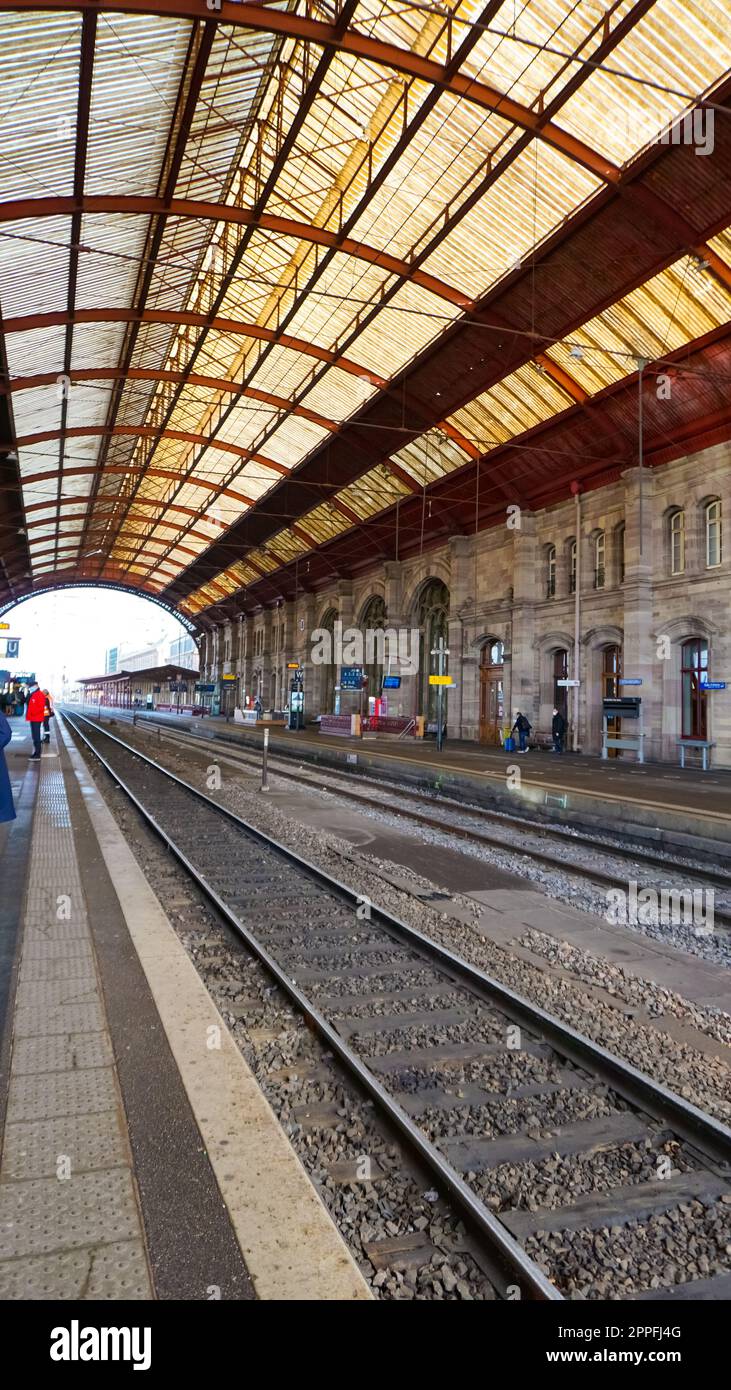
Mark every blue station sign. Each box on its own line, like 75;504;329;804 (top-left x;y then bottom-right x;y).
340;665;365;690
701;680;727;691
619;678;643;686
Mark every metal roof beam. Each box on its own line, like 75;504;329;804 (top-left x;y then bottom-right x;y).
0;197;471;309
5;368;340;434
16;426;288;480
2;308;386;387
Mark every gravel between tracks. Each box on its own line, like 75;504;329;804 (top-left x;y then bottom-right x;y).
526;1197;731;1299
71;719;731;1299
141;725;731;965
78;758;497;1300
88;721;731;1123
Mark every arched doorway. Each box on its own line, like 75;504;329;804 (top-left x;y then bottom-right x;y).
681;639;709;739
318;607;337;714
552;649;569;718
602;644;623;757
361;594;386;706
479;640;505;745
416;580;449;722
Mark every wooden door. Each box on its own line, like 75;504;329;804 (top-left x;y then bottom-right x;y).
479;642;504;744
602;645;622;756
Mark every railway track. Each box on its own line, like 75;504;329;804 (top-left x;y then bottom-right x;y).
64;710;731;1301
100;707;731;929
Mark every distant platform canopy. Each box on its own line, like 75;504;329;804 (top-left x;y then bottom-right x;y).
79;663;200;707
1;1;731;627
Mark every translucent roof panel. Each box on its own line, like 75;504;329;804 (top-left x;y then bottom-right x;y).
0;11;81;201
2;0;730;610
84;14;190;197
546;256;731;391
555;0;731;165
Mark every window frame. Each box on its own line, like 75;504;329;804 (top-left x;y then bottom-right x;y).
705;499;722;569
546;545;556;599
670;509;685;575
594;531;605;590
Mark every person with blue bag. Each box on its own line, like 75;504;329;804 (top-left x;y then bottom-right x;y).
511;710;532;753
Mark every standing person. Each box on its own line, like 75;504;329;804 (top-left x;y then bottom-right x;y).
0;709;15;822
511;710;532;753
551;707;567;754
25;682;46;761
42;689;54;743
254;695;263;720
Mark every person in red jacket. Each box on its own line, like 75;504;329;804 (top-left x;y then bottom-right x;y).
25;682;46;760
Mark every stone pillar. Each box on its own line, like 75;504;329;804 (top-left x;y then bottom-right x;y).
295;594;316;718
448;538;475;739
335;581;357;716
239;617;253;703
622;466;658;760
510;514;538;730
211;626;222;681
337;579;354;631
260;609;273;709
199;630;211;681
280;601;296;708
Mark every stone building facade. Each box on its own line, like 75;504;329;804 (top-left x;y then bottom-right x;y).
196;444;731;764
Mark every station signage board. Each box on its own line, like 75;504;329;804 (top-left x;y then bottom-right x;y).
557;678;580;687
701;680;726;690
619;678;643;686
0;622;9;630
603;696;641;718
221;673;236;681
429;675;454;686
382;675;401;689
195;683;216;693
286;662;300;670
340;665;365;690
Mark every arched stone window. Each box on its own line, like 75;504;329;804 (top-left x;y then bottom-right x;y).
568;538;577;595
615;523;625;585
546;545;556;598
669;508;685;575
593;531;605;590
705;499;722;568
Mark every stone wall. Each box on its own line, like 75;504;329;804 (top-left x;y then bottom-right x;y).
201;444;731;763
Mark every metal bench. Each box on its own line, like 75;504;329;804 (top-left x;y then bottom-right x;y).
677;739;715;771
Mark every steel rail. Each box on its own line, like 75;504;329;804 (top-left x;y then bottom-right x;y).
65;709;731;1175
115;707;731;909
61;708;561;1301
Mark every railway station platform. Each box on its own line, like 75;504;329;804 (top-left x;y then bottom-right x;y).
89;708;731;852
0;719;370;1302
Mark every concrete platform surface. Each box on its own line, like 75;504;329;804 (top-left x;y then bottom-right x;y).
0;721;371;1302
